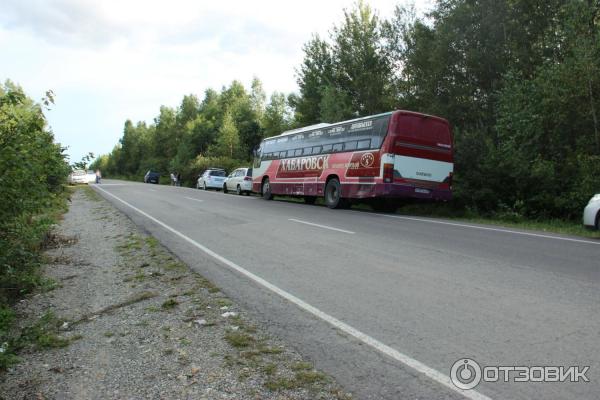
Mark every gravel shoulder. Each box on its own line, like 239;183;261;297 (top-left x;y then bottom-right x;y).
0;186;351;400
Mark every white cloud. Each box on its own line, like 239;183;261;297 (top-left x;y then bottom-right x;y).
0;0;433;163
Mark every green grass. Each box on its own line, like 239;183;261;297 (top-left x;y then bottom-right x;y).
0;186;71;369
16;311;76;350
262;363;277;375
264;369;326;391
258;345;283;354
291;361;313;371
145;237;159;249
81;185;102;201
224;331;255;348
388;203;600;239
116;235;144;252
161;299;179;309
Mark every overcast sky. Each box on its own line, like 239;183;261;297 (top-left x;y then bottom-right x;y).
0;0;432;164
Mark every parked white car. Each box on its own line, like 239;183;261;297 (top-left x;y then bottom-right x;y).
223;167;253;195
196;168;227;190
68;169;88;184
583;193;600;230
86;170;96;183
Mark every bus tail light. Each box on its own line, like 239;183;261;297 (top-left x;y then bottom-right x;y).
383;163;394;183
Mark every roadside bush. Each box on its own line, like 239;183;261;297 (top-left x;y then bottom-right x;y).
0;80;69;368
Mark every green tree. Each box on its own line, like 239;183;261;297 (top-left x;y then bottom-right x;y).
211;110;240;158
294;35;334;125
330;0;393;118
263;92;292;137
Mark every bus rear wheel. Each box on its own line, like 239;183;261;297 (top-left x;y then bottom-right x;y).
325;178;347;209
262;178;273;200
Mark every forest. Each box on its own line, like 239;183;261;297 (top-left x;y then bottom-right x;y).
92;0;600;220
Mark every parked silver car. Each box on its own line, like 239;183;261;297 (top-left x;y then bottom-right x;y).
583;193;600;229
197;168;226;190
223;168;253;195
68;169;88;184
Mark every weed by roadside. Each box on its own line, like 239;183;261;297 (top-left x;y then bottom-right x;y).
0;186;71;369
389;202;600;239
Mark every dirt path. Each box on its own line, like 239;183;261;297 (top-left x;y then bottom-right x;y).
0;187;351;400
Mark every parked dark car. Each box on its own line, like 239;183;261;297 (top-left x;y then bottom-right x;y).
144;170;160;184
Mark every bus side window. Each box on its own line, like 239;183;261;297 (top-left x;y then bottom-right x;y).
357;139;371;150
332;143;343;152
279;151;287;159
303;147;313;155
321;144;332;153
344;141;357;151
312;146;322;154
294;149;303;156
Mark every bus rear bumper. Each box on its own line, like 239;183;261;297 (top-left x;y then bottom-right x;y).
344;183;452;201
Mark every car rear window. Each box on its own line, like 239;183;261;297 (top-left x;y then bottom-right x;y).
246;168;252;177
209;170;226;177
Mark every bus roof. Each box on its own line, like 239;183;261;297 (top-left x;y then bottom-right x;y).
279;123;331;136
267;111;394;140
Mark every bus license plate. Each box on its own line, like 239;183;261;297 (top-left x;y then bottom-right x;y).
415;188;431;194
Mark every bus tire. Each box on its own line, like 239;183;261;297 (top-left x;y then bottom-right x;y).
324;178;345;209
304;196;317;205
262;178;273;200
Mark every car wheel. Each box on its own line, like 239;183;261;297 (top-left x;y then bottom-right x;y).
236;185;242;195
596;211;600;230
203;182;207;190
262;178;273;200
223;184;228;194
324;178;345;209
196;182;199;189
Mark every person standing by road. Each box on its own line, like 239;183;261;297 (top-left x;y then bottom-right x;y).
95;169;102;184
170;172;176;186
176;172;181;187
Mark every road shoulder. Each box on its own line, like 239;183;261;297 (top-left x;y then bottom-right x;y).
0;187;351;400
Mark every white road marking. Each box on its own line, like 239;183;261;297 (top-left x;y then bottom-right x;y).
149;189;156;192
374;213;600;245
92;185;491;400
288;218;355;234
184;196;204;203
92;183;126;186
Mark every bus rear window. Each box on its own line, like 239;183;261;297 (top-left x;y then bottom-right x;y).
395;115;451;146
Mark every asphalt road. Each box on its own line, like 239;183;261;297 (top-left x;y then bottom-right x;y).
92;180;600;400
